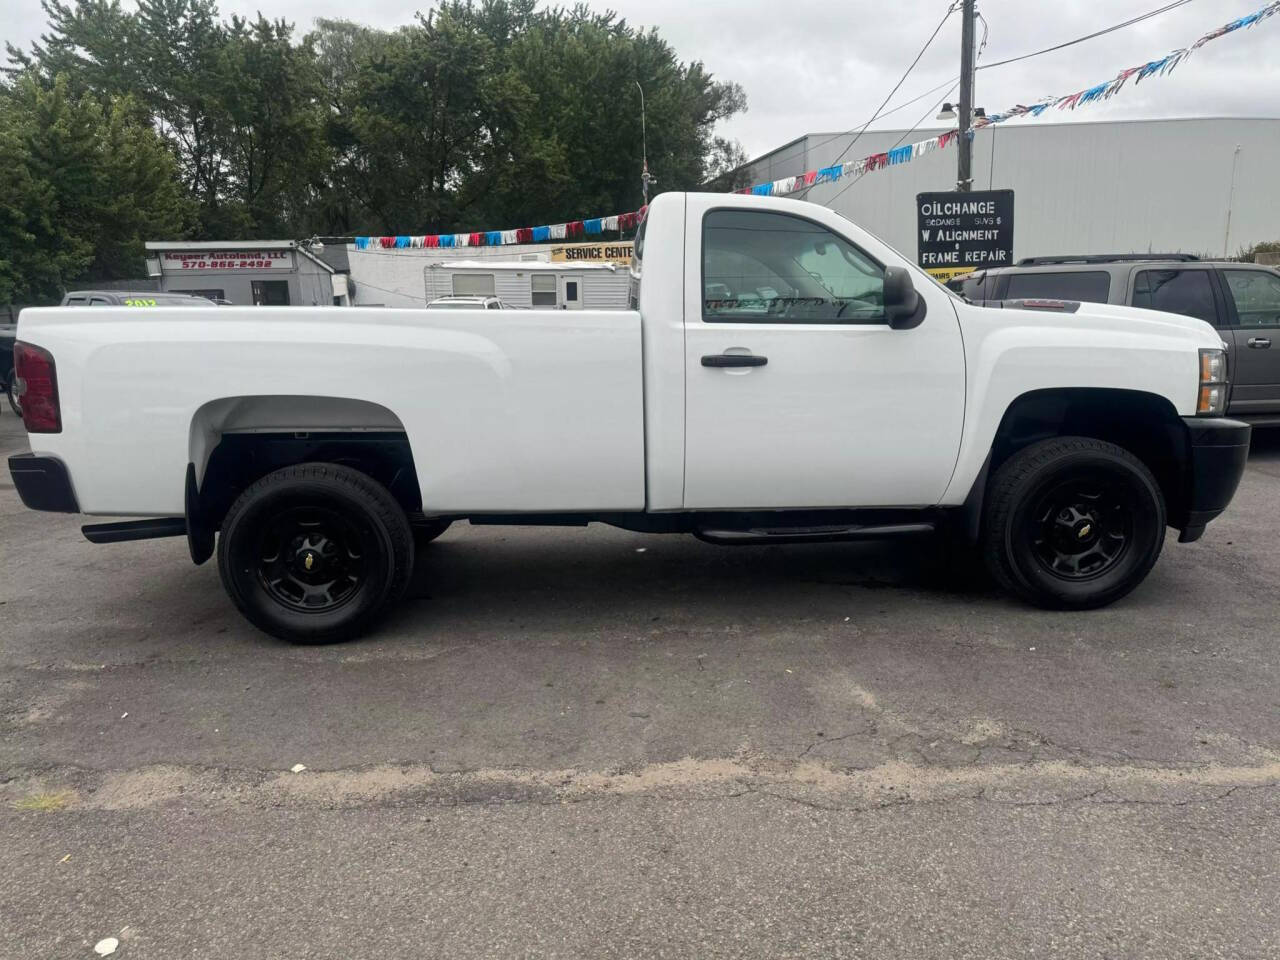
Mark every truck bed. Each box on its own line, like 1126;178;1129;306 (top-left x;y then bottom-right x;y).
16;306;646;515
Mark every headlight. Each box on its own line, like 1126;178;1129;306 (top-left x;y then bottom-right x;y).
1197;348;1228;416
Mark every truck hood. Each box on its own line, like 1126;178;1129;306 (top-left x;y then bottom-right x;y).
968;298;1224;348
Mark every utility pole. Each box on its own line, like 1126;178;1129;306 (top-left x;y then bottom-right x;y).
635;81;655;207
956;0;976;192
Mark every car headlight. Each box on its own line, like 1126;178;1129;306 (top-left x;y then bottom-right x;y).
1197;347;1228;416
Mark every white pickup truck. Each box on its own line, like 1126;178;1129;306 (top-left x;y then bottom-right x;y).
9;192;1251;642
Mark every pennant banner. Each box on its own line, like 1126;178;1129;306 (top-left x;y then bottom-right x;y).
350;1;1279;247
735;0;1280;199
975;0;1280;130
353;209;646;251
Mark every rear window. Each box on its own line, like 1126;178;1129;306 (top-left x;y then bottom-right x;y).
1006;271;1111;303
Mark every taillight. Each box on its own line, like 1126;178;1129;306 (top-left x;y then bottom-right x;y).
14;341;61;433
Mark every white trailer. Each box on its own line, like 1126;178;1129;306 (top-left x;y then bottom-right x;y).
424;260;631;310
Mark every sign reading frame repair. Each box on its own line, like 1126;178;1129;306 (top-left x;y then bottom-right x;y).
916;190;1014;282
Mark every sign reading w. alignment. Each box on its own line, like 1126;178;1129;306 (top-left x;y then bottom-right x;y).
916;190;1014;282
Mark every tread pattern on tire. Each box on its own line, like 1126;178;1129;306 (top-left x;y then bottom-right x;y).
982;436;1165;609
217;462;414;643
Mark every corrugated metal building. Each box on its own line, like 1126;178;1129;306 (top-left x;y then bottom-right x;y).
740;117;1280;261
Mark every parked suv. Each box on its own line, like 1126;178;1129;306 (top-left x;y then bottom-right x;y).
949;255;1280;424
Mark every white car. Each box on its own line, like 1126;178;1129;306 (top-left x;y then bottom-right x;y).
8;192;1249;642
425;295;505;310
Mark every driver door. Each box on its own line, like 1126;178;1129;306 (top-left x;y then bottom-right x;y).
682;203;966;509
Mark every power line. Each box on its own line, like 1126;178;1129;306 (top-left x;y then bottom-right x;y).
766;0;1200;195
975;0;1198;71
824;1;960;171
801;0;1199;208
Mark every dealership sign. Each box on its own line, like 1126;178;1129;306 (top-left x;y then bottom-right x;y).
549;242;634;265
916;190;1014;282
162;250;293;271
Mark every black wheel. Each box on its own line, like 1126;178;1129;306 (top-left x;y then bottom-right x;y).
412;518;453;545
5;367;18;416
983;437;1166;610
217;463;414;643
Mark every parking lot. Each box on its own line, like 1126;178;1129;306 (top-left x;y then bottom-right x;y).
1;409;1278;958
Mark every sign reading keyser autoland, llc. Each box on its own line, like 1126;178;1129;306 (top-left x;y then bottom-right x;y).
916;190;1014;282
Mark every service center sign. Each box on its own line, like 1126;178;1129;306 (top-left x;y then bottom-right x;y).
549;242;634;265
163;250;292;272
916;190;1014;282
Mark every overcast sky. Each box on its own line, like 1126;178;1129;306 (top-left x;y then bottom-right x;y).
6;0;1278;157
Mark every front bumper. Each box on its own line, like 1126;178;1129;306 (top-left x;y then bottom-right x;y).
1176;417;1251;542
8;453;80;513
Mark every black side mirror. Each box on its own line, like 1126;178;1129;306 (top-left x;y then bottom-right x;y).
883;266;924;329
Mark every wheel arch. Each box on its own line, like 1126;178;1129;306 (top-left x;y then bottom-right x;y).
187;396;422;561
961;387;1190;540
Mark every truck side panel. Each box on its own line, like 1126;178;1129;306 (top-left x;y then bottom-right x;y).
17;306;646;516
941;302;1207;504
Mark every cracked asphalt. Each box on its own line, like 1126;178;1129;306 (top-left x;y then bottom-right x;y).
2;411;1278;959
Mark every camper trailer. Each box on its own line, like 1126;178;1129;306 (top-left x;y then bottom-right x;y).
423;260;631;310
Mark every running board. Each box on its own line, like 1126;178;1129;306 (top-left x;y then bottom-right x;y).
693;522;935;546
83;517;188;544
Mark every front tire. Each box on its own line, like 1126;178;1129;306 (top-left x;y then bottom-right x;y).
217;463;414;643
983;437;1166;610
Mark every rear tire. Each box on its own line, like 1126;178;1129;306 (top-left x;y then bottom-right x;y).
982;437;1165;610
217;462;414;643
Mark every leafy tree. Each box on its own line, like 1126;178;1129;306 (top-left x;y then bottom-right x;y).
3;0;748;273
0;74;187;303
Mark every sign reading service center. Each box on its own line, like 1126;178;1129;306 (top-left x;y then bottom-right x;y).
916;190;1014;282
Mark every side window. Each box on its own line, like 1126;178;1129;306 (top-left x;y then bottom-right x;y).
1006;271;1111;303
486;300;501;310
453;273;495;296
530;274;557;307
703;209;885;324
951;273;993;301
1132;269;1217;325
89;297;112;306
1223;270;1280;329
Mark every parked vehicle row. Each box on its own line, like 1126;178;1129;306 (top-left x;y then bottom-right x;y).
8;193;1251;642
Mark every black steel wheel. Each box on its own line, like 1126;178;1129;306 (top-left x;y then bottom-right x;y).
217;463;414;643
983;437;1166;609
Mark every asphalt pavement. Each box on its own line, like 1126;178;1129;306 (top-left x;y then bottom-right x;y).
1;410;1277;959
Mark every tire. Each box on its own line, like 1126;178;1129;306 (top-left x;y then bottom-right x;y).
982;437;1166;610
412;518;453;545
5;368;18;417
216;462;414;643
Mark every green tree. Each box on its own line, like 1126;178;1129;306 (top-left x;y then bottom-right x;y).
0;74;187;304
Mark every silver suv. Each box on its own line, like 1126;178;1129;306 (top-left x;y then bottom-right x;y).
949;255;1280;425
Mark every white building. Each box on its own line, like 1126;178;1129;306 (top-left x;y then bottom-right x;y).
423;260;631;310
348;240;633;308
739;117;1280;262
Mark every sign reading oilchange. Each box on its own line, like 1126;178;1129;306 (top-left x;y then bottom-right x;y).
916;190;1014;283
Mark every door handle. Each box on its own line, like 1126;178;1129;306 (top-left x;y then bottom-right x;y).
1247;337;1271;349
701;354;767;368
